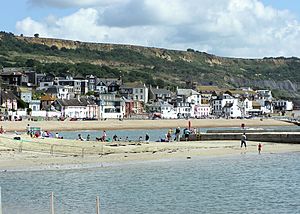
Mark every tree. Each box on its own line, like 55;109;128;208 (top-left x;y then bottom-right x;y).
34;33;39;38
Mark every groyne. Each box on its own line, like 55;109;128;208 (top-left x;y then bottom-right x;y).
188;132;300;144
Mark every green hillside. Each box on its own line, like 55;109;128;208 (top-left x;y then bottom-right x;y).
1;31;300;99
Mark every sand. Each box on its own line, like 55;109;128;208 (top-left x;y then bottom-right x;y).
0;131;299;171
0;118;293;132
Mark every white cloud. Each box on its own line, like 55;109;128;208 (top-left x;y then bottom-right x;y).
27;0;126;8
17;0;300;57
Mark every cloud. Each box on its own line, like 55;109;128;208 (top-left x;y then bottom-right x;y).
17;0;300;57
27;0;126;8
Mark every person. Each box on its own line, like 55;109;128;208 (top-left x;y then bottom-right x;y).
145;133;150;142
55;133;59;138
183;128;190;141
113;134;118;141
125;136;129;142
0;126;4;134
167;129;172;142
26;124;30;135
139;136;143;142
258;143;262;154
175;127;181;142
77;134;84;141
241;133;247;149
102;130;107;142
87;134;90;141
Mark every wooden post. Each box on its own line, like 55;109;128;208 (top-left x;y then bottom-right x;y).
50;145;54;155
96;196;100;214
50;192;54;214
0;186;2;214
19;142;23;152
81;148;84;158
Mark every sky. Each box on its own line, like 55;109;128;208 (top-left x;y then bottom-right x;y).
1;0;300;58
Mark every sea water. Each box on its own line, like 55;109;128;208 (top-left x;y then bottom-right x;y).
0;152;299;214
56;126;300;142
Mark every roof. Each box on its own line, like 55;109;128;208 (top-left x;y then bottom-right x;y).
40;94;56;101
223;103;233;108
45;86;59;94
56;97;96;106
1;90;18;101
252;101;261;108
177;89;200;96
151;87;172;95
121;82;145;88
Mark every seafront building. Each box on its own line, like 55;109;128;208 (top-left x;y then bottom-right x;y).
0;67;295;120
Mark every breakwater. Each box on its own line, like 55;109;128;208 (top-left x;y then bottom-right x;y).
188;132;300;144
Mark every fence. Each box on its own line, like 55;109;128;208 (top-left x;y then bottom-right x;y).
0;189;100;214
0;135;108;157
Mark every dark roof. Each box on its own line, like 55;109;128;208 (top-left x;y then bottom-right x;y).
45;86;59;94
56;97;96;106
1;90;18;101
151;88;172;95
223;103;233;108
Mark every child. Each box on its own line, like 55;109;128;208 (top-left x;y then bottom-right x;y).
258;143;262;154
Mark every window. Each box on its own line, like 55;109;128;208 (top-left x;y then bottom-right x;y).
140;89;143;93
140;95;143;100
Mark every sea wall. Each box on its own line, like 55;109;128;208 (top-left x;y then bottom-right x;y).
187;133;300;144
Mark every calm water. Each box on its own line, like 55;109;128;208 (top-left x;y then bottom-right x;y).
1;153;300;214
56;126;300;142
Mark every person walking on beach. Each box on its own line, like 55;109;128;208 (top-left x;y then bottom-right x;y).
102;130;107;142
241;133;247;149
175;127;181;142
145;133;150;142
258;143;262;154
87;134;90;141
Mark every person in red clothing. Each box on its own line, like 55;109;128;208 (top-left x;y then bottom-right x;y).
258;143;262;154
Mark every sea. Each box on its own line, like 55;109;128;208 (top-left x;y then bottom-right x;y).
56;126;300;142
0;152;299;214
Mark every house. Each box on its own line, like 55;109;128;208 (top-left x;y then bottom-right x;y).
222;99;242;118
56;77;88;96
175;102;191;118
123;98;134;118
0;68;28;87
211;93;236;117
0;90;18;111
120;82;149;104
97;94;125;119
40;94;56;110
29;100;41;111
52;97;98;119
96;78;122;93
240;98;253;117
273;100;293;111
86;75;97;91
149;86;172;102
45;85;75;99
19;87;32;103
194;104;211;118
177;88;201;105
96;80;108;94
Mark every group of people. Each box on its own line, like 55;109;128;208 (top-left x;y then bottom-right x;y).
241;132;262;154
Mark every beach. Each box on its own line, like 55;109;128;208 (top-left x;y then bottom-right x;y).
0;118;293;132
0;130;299;171
0;118;299;171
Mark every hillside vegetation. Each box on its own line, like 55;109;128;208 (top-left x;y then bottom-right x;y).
1;32;300;99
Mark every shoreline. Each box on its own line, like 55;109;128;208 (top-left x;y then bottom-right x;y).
0;118;294;132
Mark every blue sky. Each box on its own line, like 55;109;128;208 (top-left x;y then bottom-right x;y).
1;0;300;58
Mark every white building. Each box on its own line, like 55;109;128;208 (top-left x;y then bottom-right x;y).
274;100;293;111
98;96;125;119
211;94;236;117
53;97;98;119
194;104;211;118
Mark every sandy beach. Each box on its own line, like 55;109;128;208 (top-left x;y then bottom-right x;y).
0;130;299;171
0;118;293;132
